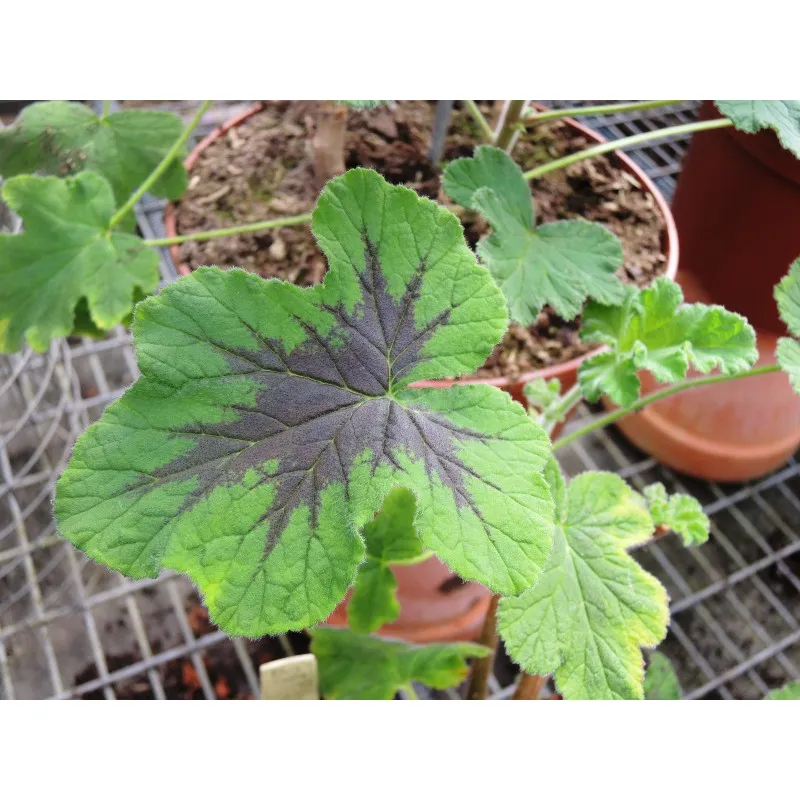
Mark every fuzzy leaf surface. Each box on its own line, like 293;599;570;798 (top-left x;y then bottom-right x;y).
775;258;800;337
0;173;159;352
641;483;709;547
0;101;187;206
347;488;421;633
644;652;682;700
579;277;757;406
498;466;669;700
775;260;800;394
311;628;488;699
442;146;624;324
55;169;554;637
777;338;800;395
716;101;800;158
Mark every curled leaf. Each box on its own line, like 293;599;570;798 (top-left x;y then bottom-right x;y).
579;277;757;407
641;483;709;547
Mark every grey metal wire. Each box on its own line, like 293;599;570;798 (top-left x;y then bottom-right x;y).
1;100;797;700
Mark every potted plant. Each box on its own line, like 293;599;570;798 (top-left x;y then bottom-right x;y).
2;101;798;699
49;165;800;699
617;101;800;482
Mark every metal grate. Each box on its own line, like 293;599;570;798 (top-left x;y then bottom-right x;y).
2;100;798;700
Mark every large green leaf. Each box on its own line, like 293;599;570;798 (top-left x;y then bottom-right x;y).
311;628;488;699
498;465;669;700
640;483;709;547
579;277;757;407
0;101;187;206
55;168;554;637
348;488;423;634
0;172;159;353
442;145;625;324
716;101;800;158
644;651;682;700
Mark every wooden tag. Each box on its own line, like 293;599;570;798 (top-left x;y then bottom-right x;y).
259;654;319;700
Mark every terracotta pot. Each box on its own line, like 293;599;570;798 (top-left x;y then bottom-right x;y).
165;102;678;642
613;101;800;483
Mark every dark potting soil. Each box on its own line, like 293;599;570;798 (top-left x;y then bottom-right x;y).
74;596;310;700
173;101;667;379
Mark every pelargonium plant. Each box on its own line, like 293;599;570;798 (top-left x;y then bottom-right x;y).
2;99;799;699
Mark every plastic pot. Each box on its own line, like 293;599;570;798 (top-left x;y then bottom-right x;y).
165;102;678;643
612;101;800;483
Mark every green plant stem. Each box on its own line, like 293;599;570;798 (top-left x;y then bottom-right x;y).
494;100;528;151
403;684;420;700
108;100;212;230
553;364;781;453
101;100;111;119
522;117;733;181
543;382;584;436
145;213;313;248
463;100;494;143
466;593;500;700
525;99;683;124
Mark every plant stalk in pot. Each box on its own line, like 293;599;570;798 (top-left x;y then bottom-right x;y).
3;99;799;699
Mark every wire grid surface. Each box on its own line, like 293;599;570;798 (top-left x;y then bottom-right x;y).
2;101;799;700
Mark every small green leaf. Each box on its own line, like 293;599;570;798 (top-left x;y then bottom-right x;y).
766;680;800;700
361;487;422;564
443;146;625;324
498;466;669;700
775;258;800;337
0;172;159;353
523;377;564;427
311;628;488;699
579;277;757;406
644;651;682;700
641;483;709;547
348;561;400;634
777;338;800;394
348;488;422;634
0;101;187;206
443;145;533;226
716;101;800;158
55;168;555;637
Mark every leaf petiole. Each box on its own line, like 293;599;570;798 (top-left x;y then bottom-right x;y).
145;213;313;248
524;100;683;125
553;363;781;452
463;100;494;143
523;117;733;181
402;683;420;700
107;100;212;230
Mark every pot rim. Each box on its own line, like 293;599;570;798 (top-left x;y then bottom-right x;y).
163;101;680;388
